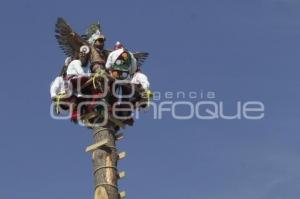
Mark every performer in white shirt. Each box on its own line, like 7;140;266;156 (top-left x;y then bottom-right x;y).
66;60;86;76
50;57;72;99
131;69;150;90
66;45;90;77
50;76;72;99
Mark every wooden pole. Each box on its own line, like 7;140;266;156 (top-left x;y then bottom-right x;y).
92;123;120;199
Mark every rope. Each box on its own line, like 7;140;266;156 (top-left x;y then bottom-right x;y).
93;166;117;175
146;89;153;107
92;70;105;89
55;92;67;114
92;73;100;89
56;95;61;114
95;183;118;190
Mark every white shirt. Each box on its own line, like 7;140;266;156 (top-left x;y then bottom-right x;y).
66;60;86;76
50;76;71;98
131;72;150;90
105;48;137;75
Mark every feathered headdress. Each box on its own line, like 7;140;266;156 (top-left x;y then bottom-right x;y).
85;22;105;45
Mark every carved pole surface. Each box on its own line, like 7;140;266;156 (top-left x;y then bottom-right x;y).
92;124;119;199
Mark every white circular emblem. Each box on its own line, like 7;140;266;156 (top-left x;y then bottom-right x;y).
116;60;122;65
80;45;90;54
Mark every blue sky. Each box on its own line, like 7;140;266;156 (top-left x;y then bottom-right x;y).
0;0;299;199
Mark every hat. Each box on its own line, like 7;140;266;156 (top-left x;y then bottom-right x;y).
114;41;124;50
88;30;105;45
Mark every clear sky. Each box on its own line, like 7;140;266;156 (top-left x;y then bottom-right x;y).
0;0;299;199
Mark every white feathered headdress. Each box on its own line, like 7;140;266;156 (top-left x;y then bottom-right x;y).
88;30;105;45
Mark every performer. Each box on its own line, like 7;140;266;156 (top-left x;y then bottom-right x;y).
87;29;109;74
105;42;137;80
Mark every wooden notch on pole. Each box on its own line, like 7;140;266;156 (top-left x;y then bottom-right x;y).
119;191;126;199
85;138;109;153
117;171;126;179
81;111;98;121
118;152;127;160
115;133;124;141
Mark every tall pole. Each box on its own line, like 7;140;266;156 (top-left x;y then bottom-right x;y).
86;121;125;199
80;74;128;199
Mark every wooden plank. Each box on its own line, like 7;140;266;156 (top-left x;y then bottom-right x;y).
115;133;124;141
81;112;99;127
81;77;94;90
85;139;109;153
118;152;127;160
117;171;126;179
81;111;98;121
119;191;126;199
